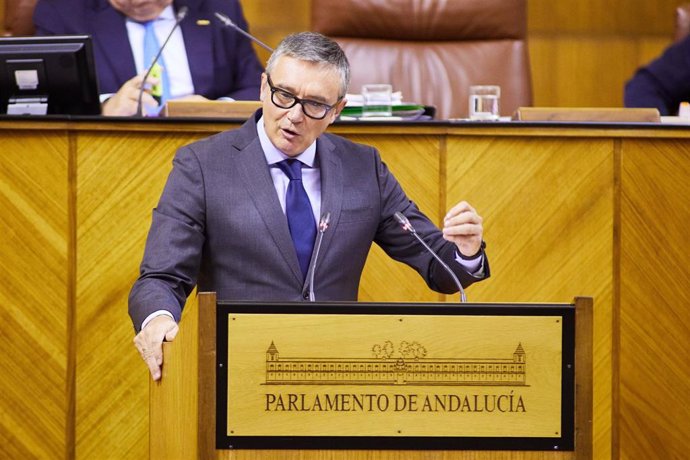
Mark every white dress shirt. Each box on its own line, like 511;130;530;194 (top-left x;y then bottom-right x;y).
257;116;322;224
126;5;195;99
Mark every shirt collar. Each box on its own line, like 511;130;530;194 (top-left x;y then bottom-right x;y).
158;5;175;20
127;5;175;24
257;115;316;167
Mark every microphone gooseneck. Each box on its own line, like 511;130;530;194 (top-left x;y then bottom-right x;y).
136;6;189;117
394;212;467;303
306;212;331;302
214;12;274;52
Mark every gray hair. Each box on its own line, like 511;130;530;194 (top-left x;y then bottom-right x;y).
266;32;351;99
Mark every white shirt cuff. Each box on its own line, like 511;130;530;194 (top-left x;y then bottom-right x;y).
454;252;484;276
99;93;115;103
141;310;175;331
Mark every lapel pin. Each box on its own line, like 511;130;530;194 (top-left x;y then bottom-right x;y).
196;19;210;26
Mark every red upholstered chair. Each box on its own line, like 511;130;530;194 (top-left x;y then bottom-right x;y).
311;0;532;119
2;0;37;36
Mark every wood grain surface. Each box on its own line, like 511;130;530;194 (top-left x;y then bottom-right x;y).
0;130;70;459
618;138;690;460
1;119;689;460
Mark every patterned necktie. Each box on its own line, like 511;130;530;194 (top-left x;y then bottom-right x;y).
277;159;317;279
142;20;172;114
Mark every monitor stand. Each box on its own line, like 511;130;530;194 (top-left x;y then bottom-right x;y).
7;97;48;115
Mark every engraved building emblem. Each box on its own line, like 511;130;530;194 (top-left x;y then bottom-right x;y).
265;341;526;386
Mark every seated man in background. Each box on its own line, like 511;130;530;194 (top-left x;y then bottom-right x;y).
624;35;690;116
33;0;264;116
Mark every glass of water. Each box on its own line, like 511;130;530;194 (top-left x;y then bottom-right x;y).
361;84;393;117
468;85;500;121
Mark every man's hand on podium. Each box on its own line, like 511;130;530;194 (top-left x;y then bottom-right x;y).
133;315;179;381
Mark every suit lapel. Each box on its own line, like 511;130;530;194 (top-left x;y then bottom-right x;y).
310;135;343;274
232;116;305;285
89;1;136;85
175;0;213;95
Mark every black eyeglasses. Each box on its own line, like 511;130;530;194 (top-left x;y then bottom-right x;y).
266;74;340;120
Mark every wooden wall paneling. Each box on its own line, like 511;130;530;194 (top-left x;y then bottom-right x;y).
612;0;682;35
74;131;207;459
526;38;558;111
445;135;614;303
634;36;675;68
525;0;688;108
350;134;445;303
0;130;69;459
527;0;681;35
528;36;639;108
444;135;614;459
239;0;312;66
618;138;690;460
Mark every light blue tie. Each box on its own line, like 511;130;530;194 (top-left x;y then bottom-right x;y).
277;159;317;280
143;20;171;114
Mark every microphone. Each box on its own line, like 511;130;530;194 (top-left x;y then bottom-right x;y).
394;212;467;303
136;6;189;117
214;12;274;52
305;212;331;302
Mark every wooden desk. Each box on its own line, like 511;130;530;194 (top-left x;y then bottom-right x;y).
1;117;689;460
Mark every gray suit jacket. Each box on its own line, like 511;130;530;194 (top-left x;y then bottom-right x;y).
128;112;489;331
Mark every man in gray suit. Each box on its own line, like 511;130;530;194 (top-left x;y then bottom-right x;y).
130;32;490;380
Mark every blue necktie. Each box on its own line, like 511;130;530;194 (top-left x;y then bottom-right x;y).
143;20;171;114
277;159;316;279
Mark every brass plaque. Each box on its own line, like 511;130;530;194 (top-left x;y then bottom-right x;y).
217;303;574;450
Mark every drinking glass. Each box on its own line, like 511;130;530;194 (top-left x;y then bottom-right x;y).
468;85;500;121
361;84;393;117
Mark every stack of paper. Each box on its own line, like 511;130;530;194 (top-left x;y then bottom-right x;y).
340;92;427;120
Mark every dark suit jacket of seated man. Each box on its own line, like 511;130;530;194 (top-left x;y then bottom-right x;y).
624;35;690;116
128;32;490;381
33;0;263;102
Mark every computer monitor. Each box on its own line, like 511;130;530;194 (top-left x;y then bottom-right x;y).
0;35;100;115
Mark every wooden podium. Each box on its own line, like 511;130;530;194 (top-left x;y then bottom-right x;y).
150;293;593;460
